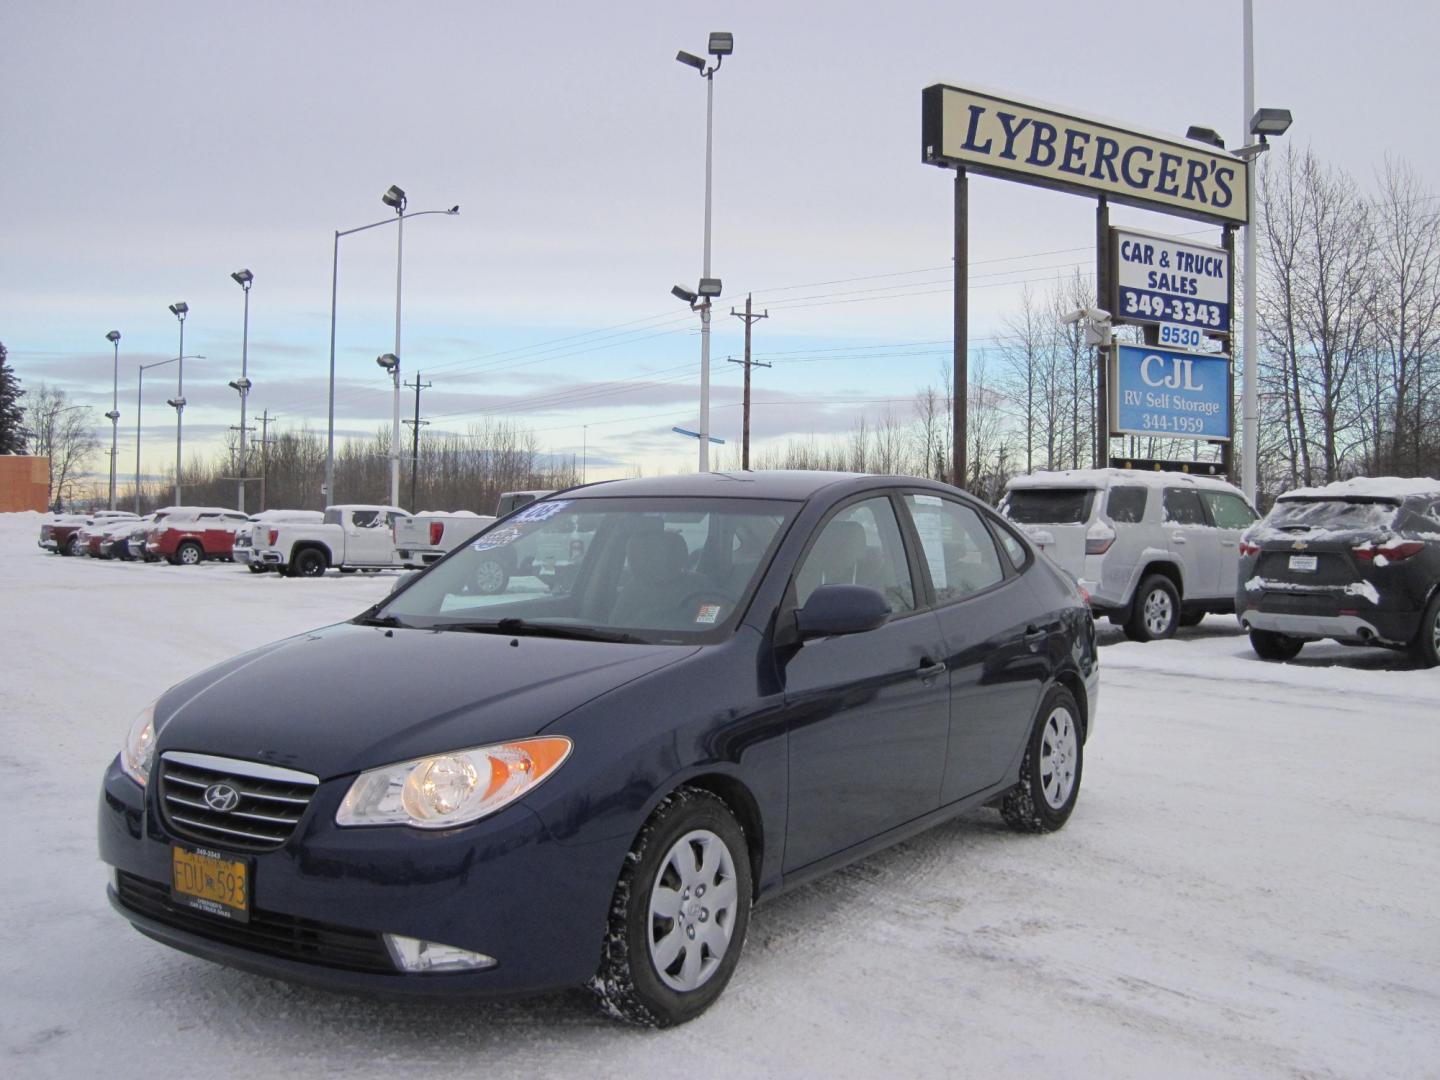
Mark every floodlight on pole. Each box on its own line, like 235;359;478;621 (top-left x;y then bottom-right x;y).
105;331;121;509
384;184;409;508
671;284;699;304
168;301;188;506
325;202;457;506
231;268;253;511
1185;125;1226;150
1249;108;1293;138
674;30;733;473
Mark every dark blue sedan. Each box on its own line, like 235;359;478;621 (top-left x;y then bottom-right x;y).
100;471;1099;1026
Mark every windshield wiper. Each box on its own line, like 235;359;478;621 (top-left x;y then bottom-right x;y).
355;613;409;629
439;617;640;643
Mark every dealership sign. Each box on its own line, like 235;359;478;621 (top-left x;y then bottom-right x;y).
922;85;1247;226
1111;344;1231;441
1111;227;1230;334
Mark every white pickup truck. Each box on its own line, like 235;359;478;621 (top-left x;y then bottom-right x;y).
252;504;408;577
392;510;496;569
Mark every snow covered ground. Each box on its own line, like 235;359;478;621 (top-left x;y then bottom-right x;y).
2;509;1436;1079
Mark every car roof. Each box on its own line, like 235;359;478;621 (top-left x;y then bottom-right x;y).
562;470;930;502
1006;467;1243;495
1278;476;1440;501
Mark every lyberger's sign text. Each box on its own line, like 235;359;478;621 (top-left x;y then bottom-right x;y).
922;85;1247;226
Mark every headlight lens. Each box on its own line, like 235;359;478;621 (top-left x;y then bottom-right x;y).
121;704;157;786
336;737;572;829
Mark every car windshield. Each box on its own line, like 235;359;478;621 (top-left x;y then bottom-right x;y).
1004;488;1096;524
378;496;797;643
1267;498;1401;532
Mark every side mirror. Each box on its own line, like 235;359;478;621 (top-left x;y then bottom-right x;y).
795;584;891;641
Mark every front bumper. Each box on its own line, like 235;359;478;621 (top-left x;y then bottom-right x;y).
98;757;624;996
38;538;57;552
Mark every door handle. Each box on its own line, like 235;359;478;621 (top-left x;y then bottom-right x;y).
1221;540;1237;548
916;659;947;681
1024;625;1047;649
1171;533;1187;544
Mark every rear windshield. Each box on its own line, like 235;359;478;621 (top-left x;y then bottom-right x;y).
1268;498;1401;531
1004;489;1096;525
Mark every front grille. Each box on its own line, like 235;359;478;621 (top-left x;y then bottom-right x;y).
159;752;319;852
115;872;395;974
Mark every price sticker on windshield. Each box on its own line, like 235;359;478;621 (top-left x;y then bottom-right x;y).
512;500;570;524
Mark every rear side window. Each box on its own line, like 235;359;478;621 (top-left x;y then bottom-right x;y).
1163;488;1207;525
1199;491;1258;529
1106;486;1147;523
903;494;1005;603
1004;489;1095;525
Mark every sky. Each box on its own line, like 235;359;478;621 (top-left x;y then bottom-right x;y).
3;0;1437;491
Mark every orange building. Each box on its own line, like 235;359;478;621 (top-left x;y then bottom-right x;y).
0;456;50;512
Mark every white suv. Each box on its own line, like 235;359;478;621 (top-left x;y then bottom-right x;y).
1000;468;1259;640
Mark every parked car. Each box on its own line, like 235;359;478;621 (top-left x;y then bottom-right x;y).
99;471;1097;1027
233;510;326;573
127;507;181;561
39;510;135;556
101;515;152;560
1237;476;1440;665
1001;468;1259;640
252;504;408;576
146;508;250;565
393;510;496;569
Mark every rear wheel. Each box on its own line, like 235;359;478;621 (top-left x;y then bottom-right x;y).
1124;576;1179;641
173;541;203;566
592;788;752;1028
1001;685;1083;833
1179;609;1206;628
294;548;328;577
62;535;79;556
1249;628;1304;661
1411;593;1440;669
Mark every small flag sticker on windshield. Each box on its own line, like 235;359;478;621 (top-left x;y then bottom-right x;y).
695;604;722;624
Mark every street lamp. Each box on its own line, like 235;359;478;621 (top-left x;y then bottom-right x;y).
168;301;188;505
1239;0;1294;504
134;354;201;514
383;184;407;508
105;331;121;509
674;30;733;473
325;200;458;506
231;269;254;512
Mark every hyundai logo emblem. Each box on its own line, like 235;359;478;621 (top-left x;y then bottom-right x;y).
203;783;241;813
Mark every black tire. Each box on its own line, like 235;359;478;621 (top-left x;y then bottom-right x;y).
173;541;204;567
62;535;79;557
1124;575;1180;641
1409;592;1440;669
1249;628;1304;662
473;556;510;595
294;548;328;578
1001;685;1083;834
1179;609;1206;628
339;567;358;574
591;788;752;1028
247;562;267;574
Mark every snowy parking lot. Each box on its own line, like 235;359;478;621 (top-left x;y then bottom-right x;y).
3;509;1437;1079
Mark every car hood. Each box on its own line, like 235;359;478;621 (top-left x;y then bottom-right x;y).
154;622;697;780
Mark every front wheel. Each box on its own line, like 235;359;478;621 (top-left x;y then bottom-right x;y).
1001;685;1083;834
1124;575;1179;641
592;788;752;1028
1410;593;1440;669
1249;628;1304;662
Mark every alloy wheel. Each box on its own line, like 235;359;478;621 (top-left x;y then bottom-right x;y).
1143;588;1173;637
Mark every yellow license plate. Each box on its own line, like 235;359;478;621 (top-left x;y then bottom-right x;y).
171;845;251;922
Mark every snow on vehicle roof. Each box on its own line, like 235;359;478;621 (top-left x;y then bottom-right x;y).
1005;467;1241;493
1277;476;1440;501
248;509;325;521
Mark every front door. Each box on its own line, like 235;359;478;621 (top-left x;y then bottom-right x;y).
781;495;949;872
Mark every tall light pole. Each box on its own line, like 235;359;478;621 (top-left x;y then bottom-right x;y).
382;184;406;507
676;31;733;473
136;354;197;514
230;269;254;512
325;200;458;507
166;302;189;505
1239;0;1292;504
105;331;121;509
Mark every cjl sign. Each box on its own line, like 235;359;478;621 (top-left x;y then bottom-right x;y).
1111;344;1231;441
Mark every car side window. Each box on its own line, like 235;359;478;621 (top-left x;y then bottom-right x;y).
1199;491;1258;530
1106;485;1147;523
795;497;915;613
1163;488;1207;526
350;510;380;529
903;494;1004;603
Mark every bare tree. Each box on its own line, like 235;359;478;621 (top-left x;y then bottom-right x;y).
27;384;100;507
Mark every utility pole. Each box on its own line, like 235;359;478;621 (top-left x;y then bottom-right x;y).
257;410;276;511
402;371;431;510
728;294;770;471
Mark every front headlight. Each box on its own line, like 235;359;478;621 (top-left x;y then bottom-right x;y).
120;703;157;786
336;737;572;829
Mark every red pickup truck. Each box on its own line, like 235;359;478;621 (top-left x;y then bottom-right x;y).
145;508;251;565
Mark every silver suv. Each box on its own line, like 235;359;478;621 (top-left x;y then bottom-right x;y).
1000;468;1259;640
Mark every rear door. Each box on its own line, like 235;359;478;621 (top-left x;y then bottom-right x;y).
1001;487;1096;580
902;493;1046;802
1197;490;1259;597
345;509;392;564
1163;487;1223;598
